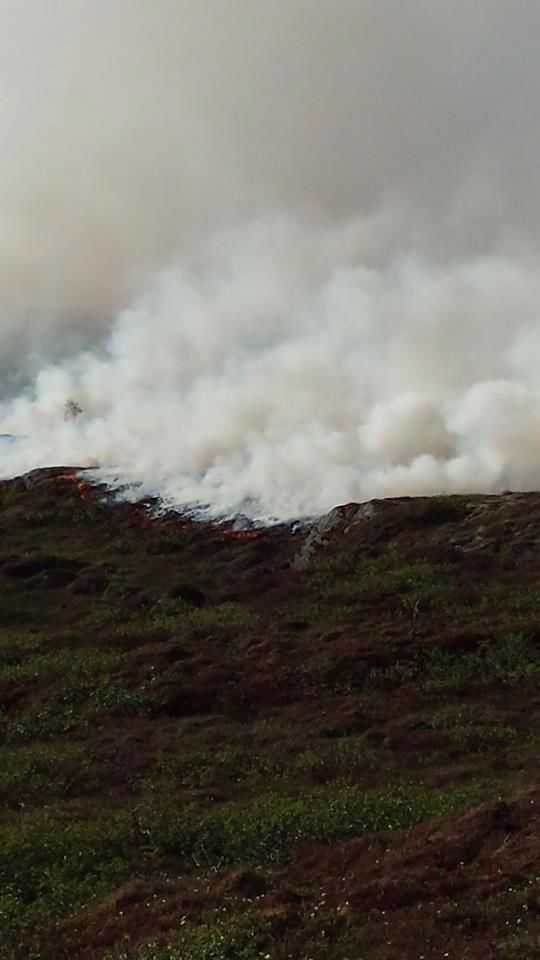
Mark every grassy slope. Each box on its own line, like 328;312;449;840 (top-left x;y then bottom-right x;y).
0;470;538;960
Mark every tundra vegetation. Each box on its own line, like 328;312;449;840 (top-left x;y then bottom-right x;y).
0;473;538;959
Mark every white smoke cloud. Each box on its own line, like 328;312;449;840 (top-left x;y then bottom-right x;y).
2;2;540;518
3;216;540;519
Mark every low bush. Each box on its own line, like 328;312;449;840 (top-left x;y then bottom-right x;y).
135;782;477;866
368;631;539;690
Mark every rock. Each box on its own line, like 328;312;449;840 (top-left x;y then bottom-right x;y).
292;501;378;570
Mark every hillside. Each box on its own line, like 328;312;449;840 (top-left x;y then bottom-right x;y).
0;468;538;960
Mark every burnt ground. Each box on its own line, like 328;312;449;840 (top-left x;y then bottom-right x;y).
0;468;538;959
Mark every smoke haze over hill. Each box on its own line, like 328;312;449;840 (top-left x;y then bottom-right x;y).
2;1;540;518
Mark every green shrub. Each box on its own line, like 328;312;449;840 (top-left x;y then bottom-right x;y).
6;676;159;740
110;914;272;960
0;647;121;684
0;743;101;805
422;705;520;750
148;746;284;789
187;603;256;629
368;631;540;690
135;782;476;866
287;552;455;623
311;551;454;602
103;601;255;638
146;738;378;794
476;581;540;614
0;631;43;666
294;738;379;776
0;812;131;930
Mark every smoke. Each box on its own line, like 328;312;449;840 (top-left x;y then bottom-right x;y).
2;2;540;518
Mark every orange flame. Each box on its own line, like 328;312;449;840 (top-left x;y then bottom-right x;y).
49;474;266;536
55;472;91;501
225;529;263;541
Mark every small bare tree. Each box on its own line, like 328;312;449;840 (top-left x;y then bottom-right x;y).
64;399;83;421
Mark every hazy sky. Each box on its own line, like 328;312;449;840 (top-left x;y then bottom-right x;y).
2;1;540;321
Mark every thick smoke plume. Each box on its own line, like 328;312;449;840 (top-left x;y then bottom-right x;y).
2;2;540;519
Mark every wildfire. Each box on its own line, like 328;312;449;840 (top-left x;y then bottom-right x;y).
39;469;268;539
174;520;263;541
223;529;263;541
54;471;92;501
